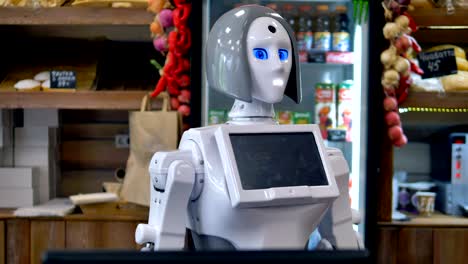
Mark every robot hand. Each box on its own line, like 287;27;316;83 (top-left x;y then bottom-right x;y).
351;208;362;225
135;223;159;250
135;151;196;250
350;208;364;249
307;229;334;250
141;243;155;252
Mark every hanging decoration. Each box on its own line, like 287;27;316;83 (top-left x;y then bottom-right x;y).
148;0;192;119
380;0;423;147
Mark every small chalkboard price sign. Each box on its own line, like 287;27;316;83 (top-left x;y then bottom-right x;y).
417;48;458;79
50;71;76;89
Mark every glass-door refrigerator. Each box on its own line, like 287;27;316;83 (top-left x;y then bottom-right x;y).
201;0;369;236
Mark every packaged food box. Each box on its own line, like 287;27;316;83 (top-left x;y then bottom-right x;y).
293;112;312;124
277;111;293;125
326;51;354;64
337;80;353;142
208;109;227;125
315;82;336;140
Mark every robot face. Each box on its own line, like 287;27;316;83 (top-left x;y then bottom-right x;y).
246;17;292;104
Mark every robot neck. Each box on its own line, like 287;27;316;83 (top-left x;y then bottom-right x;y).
227;98;277;125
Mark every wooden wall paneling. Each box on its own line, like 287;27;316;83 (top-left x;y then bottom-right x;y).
433;228;468;264
65;221;139;249
397;228;433;264
59;110;131;196
0;221;4;264
413;29;468;45
6;219;30;264
59;170;117;197
377;227;399;264
60;140;129;169
61;124;129;140
60;110;129;124
30;220;65;264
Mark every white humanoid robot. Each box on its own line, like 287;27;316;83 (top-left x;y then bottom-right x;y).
135;5;363;251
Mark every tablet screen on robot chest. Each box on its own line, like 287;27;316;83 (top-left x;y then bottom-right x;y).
229;132;328;190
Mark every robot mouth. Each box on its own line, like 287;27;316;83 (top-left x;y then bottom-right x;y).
153;184;165;193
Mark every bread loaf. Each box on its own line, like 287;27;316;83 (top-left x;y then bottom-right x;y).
14;79;41;91
456;57;468;71
441;71;468;92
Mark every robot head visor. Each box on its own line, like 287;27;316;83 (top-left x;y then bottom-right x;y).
205;5;302;104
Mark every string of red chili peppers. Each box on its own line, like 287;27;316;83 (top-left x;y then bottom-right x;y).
149;0;192;118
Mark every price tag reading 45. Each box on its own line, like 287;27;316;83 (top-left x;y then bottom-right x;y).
417;48;458;79
50;71;76;89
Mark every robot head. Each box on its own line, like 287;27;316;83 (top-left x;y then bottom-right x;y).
205;5;301;104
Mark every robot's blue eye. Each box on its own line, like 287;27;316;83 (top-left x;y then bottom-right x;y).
253;48;268;60
278;49;289;61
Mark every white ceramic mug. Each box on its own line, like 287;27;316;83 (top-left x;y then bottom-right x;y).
411;191;436;216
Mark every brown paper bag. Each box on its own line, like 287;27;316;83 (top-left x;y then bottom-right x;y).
120;92;182;206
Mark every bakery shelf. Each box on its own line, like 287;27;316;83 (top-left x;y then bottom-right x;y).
410;8;468;44
410;8;468;27
0;90;161;110
0;7;153;25
399;91;468;109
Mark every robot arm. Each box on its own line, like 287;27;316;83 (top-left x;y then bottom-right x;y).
317;148;362;249
135;150;196;250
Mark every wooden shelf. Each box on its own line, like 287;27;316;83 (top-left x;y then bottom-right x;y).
410;8;468;44
0;208;148;221
0;91;161;110
378;212;468;227
410;8;468;27
0;7;153;25
400;91;468;109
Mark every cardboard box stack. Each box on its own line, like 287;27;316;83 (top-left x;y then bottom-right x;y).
0;168;39;207
14;109;60;204
1;109;60;207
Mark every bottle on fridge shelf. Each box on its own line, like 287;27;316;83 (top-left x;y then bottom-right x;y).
282;3;297;33
337;80;353;142
293;112;312;124
314;4;331;52
208;109;227;125
315;82;336;140
332;5;350;52
277;111;293;125
296;5;314;63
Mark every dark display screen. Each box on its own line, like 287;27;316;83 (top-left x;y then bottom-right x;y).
229;132;328;190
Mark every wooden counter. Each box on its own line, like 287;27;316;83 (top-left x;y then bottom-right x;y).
378;212;468;227
0;209;14;220
0;206;148;264
377;212;468;264
0;208;148;221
